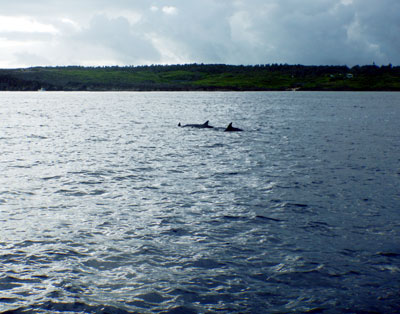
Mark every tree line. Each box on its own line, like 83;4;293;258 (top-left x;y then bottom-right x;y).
0;63;399;91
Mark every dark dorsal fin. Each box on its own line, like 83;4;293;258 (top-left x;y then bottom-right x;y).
225;122;233;131
225;122;243;132
203;120;209;126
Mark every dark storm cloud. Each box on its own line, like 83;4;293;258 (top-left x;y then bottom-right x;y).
0;0;399;67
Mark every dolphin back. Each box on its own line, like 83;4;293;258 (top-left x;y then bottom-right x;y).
224;122;243;132
180;120;214;128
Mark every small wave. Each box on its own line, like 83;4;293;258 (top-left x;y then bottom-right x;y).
222;215;247;221
0;281;23;290
42;175;62;181
0;297;17;304
287;203;308;208
68;169;116;177
162;228;190;236
10;164;32;169
0;275;43;286
255;215;283;222
378;252;400;258
27;134;48;140
87;136;110;142
5;301;136;314
282;202;314;213
79;180;101;185
55;189;87;196
90;189;106;195
55;187;105;196
136;291;167;304
113;174;139;181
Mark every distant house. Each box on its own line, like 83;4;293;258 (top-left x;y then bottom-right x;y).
346;73;354;79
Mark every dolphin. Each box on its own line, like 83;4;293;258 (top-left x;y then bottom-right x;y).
178;120;214;128
224;122;243;132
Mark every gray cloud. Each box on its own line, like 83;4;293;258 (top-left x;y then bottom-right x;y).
0;0;399;67
76;14;161;64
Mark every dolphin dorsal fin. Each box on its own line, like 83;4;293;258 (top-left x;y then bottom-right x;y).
203;120;209;126
225;122;233;132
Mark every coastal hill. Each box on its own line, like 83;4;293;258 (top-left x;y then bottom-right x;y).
1;63;399;91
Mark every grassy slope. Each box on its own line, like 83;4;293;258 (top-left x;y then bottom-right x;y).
1;65;400;91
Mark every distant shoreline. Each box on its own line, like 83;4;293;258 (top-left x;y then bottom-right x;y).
1;63;399;92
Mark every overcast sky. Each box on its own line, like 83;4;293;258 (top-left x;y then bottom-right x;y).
0;0;399;68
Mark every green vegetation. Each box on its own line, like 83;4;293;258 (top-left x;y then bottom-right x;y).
1;63;399;91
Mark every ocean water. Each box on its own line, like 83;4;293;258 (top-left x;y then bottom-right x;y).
0;91;399;313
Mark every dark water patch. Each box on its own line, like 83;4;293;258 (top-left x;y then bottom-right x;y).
142;185;160;190
0;252;27;264
377;252;400;258
27;134;48;140
0;275;44;285
202;143;225;148
55;189;88;197
127;299;152;309
166;168;185;174
41;175;62;181
281;202;316;214
80;180;103;185
90;189;106;195
159;306;197;314
301;307;327;313
0;281;23;290
136;291;167;304
222;215;247;221
286;202;309;208
312;180;324;185
113;174;139;182
162;228;191;236
301;221;336;236
186;258;226;269
0;297;18;304
130;166;154;172
42;248;89;261
168;288;197;302
68;169;116;178
269;199;284;205
87;136;110;142
255;215;283;222
213;171;245;178
10;164;32;169
11;301;137;314
339;249;358;257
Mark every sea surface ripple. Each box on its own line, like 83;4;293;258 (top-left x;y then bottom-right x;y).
1;91;400;313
